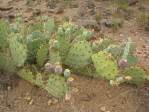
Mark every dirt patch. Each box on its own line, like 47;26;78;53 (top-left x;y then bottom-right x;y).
0;75;146;112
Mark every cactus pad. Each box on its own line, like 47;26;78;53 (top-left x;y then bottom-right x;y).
65;40;92;69
18;68;69;98
9;34;27;67
36;44;49;67
124;66;146;86
92;51;118;80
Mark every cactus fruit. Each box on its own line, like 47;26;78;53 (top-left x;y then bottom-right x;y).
64;69;71;79
36;44;49;67
118;58;128;69
92;51;118;80
18;68;69;98
9;34;27;67
65;40;92;69
123;66;146;86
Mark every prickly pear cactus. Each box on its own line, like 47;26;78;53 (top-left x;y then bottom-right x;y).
26;31;48;63
18;68;69;98
9;34;27;67
46;74;68;98
0;53;16;72
0;20;9;48
36;44;49;67
57;22;92;63
104;44;124;59
92;51;118;80
56;23;77;63
43;18;55;35
92;38;113;53
65;40;92;69
124;66;146;86
49;39;61;64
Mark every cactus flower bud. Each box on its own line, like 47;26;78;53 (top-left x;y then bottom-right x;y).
118;58;128;69
64;69;71;78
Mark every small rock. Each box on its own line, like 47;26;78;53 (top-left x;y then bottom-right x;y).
29;99;34;105
24;96;31;101
47;99;52;106
7;86;11;91
100;106;106;112
65;92;71;101
52;98;58;104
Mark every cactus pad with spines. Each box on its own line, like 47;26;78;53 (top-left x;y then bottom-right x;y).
65;40;92;69
124;66;146;86
9;34;27;67
92;51;118;80
18;68;69;98
0;20;10;48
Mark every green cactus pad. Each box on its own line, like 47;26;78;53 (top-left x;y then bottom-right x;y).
124;66;146;86
65;40;92;69
18;68;69;98
0;53;16;72
0;20;10;48
36;44;49;67
92;51;118;80
9;34;27;67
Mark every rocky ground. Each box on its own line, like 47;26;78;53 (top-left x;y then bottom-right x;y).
0;0;149;112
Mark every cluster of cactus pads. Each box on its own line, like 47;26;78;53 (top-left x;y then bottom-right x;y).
0;17;148;98
18;68;68;98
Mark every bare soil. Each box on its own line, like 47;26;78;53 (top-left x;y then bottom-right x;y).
0;0;149;112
